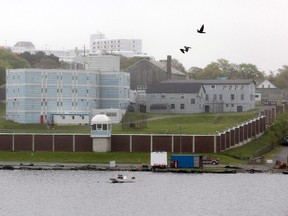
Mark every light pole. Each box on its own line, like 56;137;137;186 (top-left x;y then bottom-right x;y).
177;124;182;154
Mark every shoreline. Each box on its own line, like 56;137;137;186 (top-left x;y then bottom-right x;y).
0;162;283;174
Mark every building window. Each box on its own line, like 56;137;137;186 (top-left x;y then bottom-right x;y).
213;94;217;100
205;94;209;101
241;85;245;90
219;94;223;100
229;85;233;90
226;104;229;107
72;116;75;120
171;104;175;109
241;94;244;100
161;94;165;99
231;104;234;107
103;124;107;130
231;94;235;100
191;98;195;104
223;85;227;90
180;94;184;99
235;85;238;90
211;85;216;90
180;104;185;109
97;124;102;130
62;116;65;120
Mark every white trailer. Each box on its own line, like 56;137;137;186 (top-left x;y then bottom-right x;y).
150;152;167;168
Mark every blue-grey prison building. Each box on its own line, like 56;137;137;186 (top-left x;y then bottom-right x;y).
6;69;130;124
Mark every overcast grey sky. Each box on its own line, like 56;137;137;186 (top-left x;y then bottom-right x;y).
1;0;287;73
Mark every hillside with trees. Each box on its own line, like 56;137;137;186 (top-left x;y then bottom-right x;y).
19;51;69;69
0;49;30;85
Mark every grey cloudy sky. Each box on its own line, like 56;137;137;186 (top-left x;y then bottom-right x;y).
1;0;288;73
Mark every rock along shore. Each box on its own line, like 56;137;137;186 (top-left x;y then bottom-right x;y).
0;162;283;174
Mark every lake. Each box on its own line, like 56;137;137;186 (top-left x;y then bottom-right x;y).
1;170;288;216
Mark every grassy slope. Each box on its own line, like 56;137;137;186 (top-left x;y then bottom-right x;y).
112;112;257;134
0;101;272;164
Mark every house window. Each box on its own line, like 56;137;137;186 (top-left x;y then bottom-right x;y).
171;104;175;109
219;94;223;100
72;116;75;120
229;85;233;90
180;104;185;109
235;85;238;90
103;124;107;130
211;85;216;90
226;104;229;107
241;85;245;90
97;124;102;130
213;94;217;100
241;94;244;100
231;104;234;107
231;94;235;100
191;98;195;104
180;94;184;99
205;94;209;101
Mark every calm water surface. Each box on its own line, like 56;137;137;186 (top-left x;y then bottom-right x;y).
1;170;288;216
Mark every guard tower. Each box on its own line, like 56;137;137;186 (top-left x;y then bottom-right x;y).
90;114;112;152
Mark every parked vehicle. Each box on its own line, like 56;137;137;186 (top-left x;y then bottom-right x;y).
150;152;167;168
279;135;288;145
202;156;220;165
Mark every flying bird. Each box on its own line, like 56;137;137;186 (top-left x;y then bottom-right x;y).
180;46;191;54
197;24;206;33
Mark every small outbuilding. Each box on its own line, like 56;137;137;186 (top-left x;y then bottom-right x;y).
171;154;203;168
90;114;112;152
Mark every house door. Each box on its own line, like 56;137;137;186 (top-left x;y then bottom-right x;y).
237;106;243;112
204;105;210;113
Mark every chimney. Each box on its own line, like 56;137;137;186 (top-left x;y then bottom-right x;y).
166;55;172;80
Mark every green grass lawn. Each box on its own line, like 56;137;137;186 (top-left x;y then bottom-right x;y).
112;112;257;134
0;151;245;165
0;107;258;135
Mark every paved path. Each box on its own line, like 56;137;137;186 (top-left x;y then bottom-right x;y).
271;146;288;163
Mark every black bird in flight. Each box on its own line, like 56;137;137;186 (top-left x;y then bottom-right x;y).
197;24;206;33
180;46;191;54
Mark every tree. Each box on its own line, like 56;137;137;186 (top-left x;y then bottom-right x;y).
238;63;264;80
0;49;30;85
272;65;288;88
187;58;265;80
171;58;186;73
187;67;203;79
19;51;68;69
198;62;223;79
268;112;288;145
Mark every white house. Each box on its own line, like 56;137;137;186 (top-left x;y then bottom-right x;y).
256;79;277;89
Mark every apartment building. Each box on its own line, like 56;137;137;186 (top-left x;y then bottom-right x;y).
6;69;130;124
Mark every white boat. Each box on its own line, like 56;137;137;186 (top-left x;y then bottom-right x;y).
109;174;135;183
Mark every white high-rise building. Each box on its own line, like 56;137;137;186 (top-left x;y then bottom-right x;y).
90;33;143;57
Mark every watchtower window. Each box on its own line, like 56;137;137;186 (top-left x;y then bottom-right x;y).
103;124;107;130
